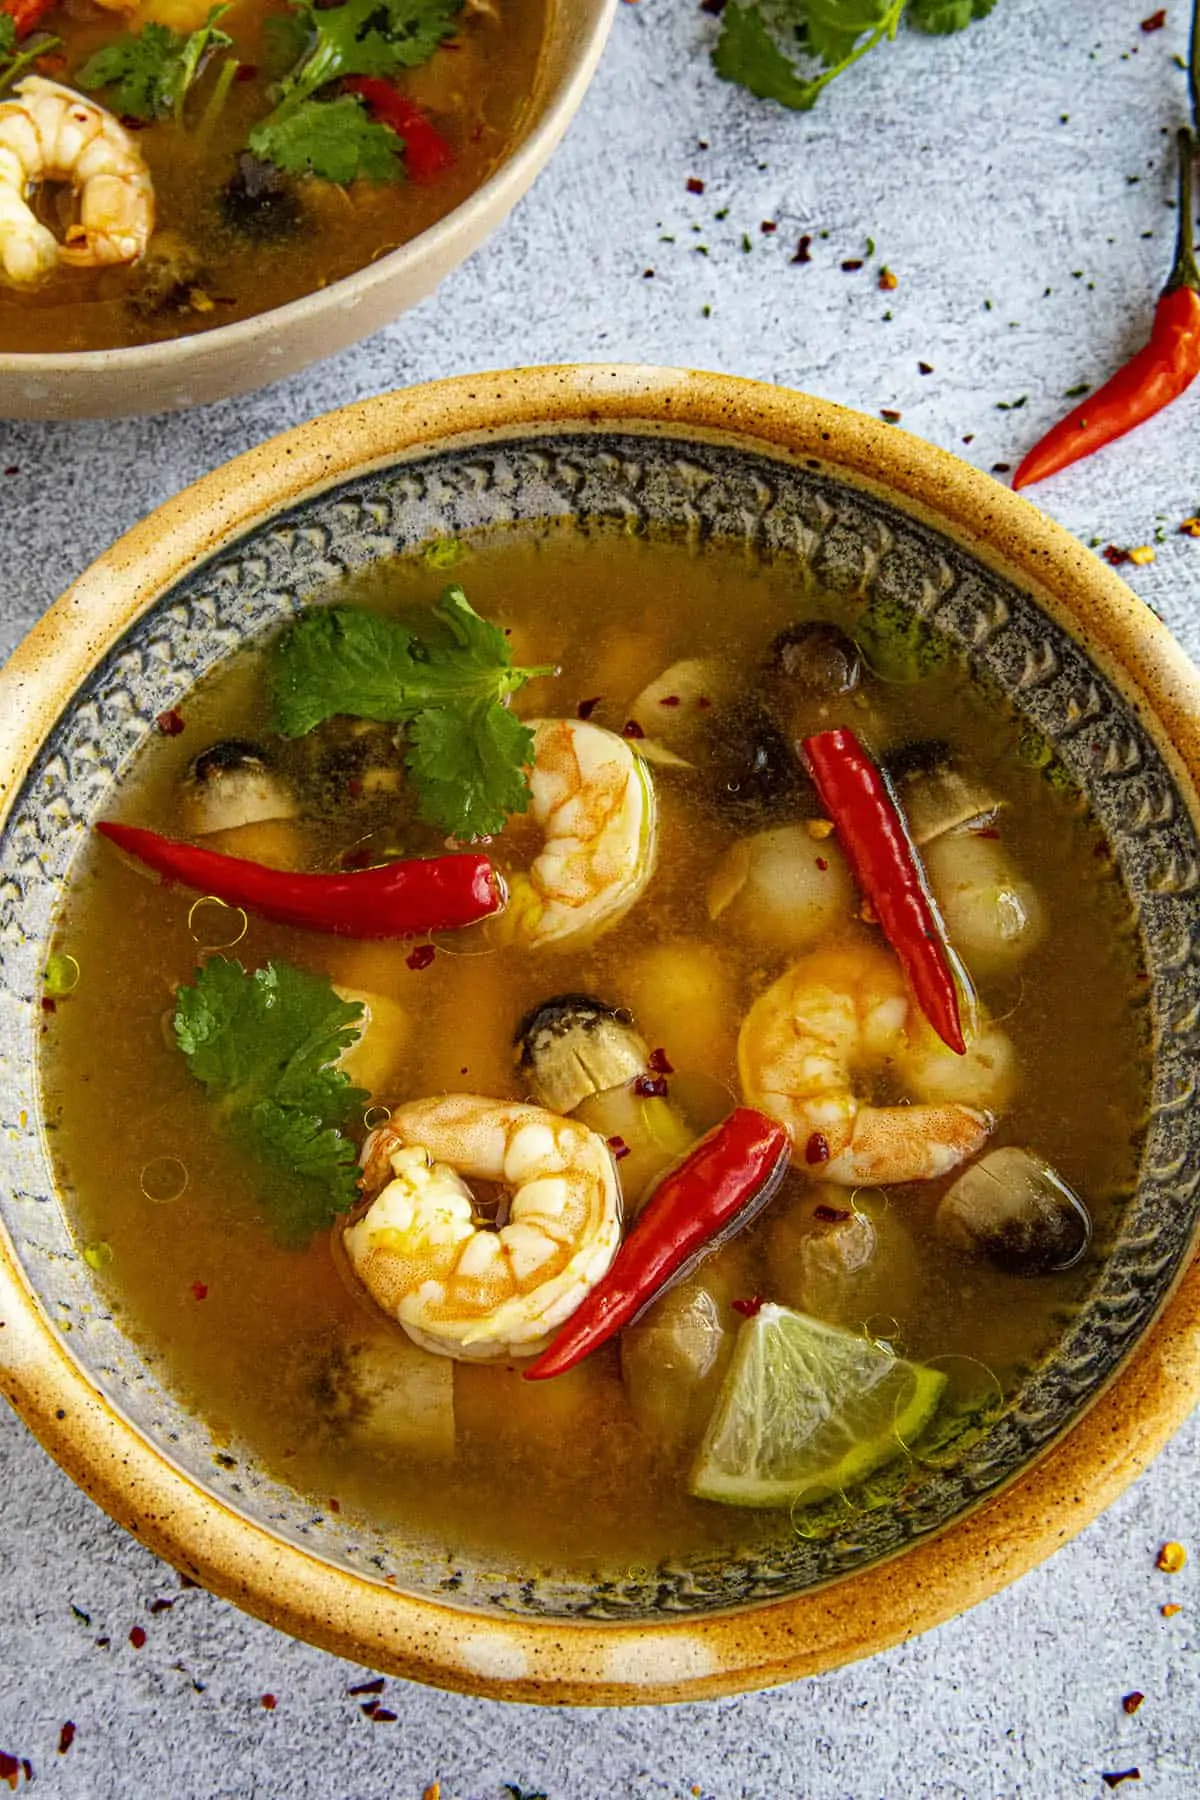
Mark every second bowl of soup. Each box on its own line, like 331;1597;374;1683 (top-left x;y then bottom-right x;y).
1;365;1198;1701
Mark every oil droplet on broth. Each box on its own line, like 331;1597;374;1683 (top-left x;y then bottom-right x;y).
187;896;248;951
140;1156;189;1204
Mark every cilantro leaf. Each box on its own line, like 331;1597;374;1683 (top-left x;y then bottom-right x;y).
174;958;367;1242
908;0;996;29
274;0;460;104
1;15;63;95
803;0;897;67
78;6;233;123
249;95;402;183
712;5;816;110
271;589;554;839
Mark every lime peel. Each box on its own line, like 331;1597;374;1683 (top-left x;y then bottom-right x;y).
690;1302;947;1509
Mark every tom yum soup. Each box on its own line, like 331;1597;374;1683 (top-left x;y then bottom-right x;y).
43;529;1148;1574
0;0;544;352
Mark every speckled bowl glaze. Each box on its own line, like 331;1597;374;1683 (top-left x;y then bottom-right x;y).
2;367;1199;1705
0;0;614;421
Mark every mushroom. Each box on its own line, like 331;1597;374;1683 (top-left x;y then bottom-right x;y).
766;1185;920;1329
515;995;692;1213
314;1335;454;1456
707;823;855;955
885;740;1001;847
619;1244;753;1450
178;739;302;868
936;1146;1092;1274
180;740;299;836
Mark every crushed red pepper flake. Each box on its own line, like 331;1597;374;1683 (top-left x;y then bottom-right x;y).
406;944;437;971
1161;1602;1182;1616
805;1132;830;1165
372;1709;399;1723
648;1047;674;1074
1179;516;1200;536
2;466;18;477
155;709;186;737
760;220;777;234
328;1497;341;1513
658;694;681;707
261;1694;277;1711
878;267;898;290
814;1203;851;1222
881;409;902;424
732;1295;765;1318
815;857;829;871
1104;545;1132;565
1141;8;1167;29
992;462;1012;474
149;1597;175;1614
918;361;934;375
360;1700;380;1718
348;1677;386;1696
1101;1773;1141;1790
191;1281;208;1301
129;1625;147;1648
686;177;705;195
0;1756;30;1792
1122;1691;1146;1714
576;695;602;719
41;997;56;1015
792;235;813;264
622;719;645;740
57;1723;75;1756
607;1135;631;1161
634;1073;669;1099
842;258;864;272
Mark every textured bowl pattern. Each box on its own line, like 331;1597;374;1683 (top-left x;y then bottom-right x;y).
2;431;1197;1620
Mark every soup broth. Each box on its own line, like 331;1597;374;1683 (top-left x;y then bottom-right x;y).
41;525;1149;1578
0;0;546;353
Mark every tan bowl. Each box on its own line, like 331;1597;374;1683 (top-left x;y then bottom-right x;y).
0;3;615;420
1;367;1199;1703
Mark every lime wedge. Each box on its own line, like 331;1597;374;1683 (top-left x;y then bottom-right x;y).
690;1302;946;1509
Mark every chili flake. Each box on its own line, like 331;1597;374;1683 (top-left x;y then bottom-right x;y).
816;857;829;871
648;1047;675;1074
792;236;813;264
658;694;681;707
760;220;777;234
0;1755;30;1791
622;720;645;740
842;258;864;272
129;1625;147;1648
805;1132;830;1165
1122;1691;1145;1714
881;409;902;424
1161;1602;1182;1616
1156;1540;1187;1572
1179;516;1200;536
191;1281;208;1301
634;1074;669;1099
918;360;934;375
261;1694;277;1711
607;1136;631;1161
1104;545;1132;566
348;1677;386;1696
57;1724;75;1756
732;1295;765;1318
155;709;186;737
1141;9;1167;28
406;944;436;972
814;1203;851;1222
1101;1773;1141;1790
372;1709;398;1723
576;696;602;719
686;177;705;195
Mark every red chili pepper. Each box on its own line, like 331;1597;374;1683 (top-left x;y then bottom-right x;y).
1;0;57;35
347;78;455;184
523;1108;790;1381
95;821;502;939
803;728;966;1055
1013;127;1200;489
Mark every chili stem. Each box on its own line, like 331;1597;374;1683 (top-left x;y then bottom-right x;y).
1167;125;1200;294
1190;0;1200;138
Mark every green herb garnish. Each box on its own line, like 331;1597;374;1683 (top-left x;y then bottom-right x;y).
249;94;402;183
173;958;367;1244
0;16;63;96
711;0;997;111
272;590;555;840
78;6;234;124
248;0;459;181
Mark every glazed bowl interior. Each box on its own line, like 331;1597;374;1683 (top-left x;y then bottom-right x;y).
2;367;1200;1704
0;0;615;421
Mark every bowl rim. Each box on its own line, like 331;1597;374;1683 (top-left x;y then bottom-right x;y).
2;363;1199;1706
0;0;617;381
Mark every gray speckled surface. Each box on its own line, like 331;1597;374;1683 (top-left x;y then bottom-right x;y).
0;0;1198;1793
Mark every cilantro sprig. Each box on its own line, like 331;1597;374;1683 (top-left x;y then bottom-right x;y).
77;6;234;124
174;958;368;1244
0;16;63;97
712;0;997;111
247;0;460;184
272;589;555;840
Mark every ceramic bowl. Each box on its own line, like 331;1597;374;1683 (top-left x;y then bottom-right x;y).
2;366;1199;1705
0;2;614;421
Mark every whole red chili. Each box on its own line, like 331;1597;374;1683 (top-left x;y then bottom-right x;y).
95;821;502;939
347;79;455;183
1013;126;1200;489
803;728;966;1055
523;1108;790;1380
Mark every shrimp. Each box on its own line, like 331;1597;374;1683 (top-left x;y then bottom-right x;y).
738;942;1001;1185
500;719;656;948
0;78;154;286
344;1094;622;1360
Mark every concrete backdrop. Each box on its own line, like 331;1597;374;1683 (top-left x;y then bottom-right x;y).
0;0;1197;1793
